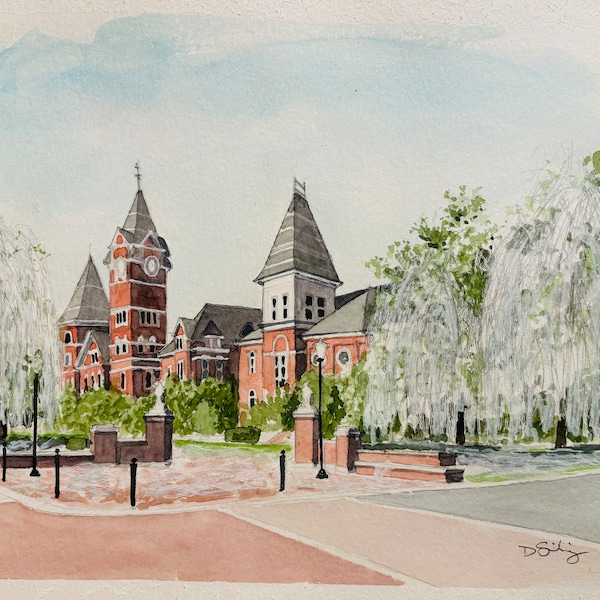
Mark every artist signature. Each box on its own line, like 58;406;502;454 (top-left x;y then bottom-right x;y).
518;541;589;564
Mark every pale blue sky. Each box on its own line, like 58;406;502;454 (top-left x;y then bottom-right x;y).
1;8;599;331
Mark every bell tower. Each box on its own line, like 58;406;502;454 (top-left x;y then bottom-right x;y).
254;179;341;394
104;164;172;397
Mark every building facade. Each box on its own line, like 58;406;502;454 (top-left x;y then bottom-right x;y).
59;175;373;409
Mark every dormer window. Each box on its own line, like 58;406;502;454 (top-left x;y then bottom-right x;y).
175;336;184;350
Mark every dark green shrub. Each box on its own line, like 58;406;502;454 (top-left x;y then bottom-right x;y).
224;426;261;444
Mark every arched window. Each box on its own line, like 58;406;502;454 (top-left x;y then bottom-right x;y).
146;372;152;388
248;351;256;374
248;390;256;408
64;331;72;344
202;359;209;379
216;360;224;382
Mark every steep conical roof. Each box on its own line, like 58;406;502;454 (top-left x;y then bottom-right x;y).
58;256;109;324
255;183;340;284
122;189;157;243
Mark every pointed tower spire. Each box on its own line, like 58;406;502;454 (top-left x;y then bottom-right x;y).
255;180;340;284
122;189;157;244
58;256;110;325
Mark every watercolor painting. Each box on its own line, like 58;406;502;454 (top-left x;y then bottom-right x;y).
1;2;600;599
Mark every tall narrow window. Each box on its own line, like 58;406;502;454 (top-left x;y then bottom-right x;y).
216;360;224;382
202;359;209;379
271;297;277;321
248;390;256;408
274;355;287;388
248;351;256;374
317;296;325;318
177;360;184;380
146;372;152;388
120;373;125;390
282;295;288;319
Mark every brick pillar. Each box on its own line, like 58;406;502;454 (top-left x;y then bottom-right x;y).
144;413;175;462
143;389;175;462
293;407;319;464
90;424;119;463
335;425;362;472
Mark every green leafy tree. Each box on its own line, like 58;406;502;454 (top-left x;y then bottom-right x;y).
364;187;498;442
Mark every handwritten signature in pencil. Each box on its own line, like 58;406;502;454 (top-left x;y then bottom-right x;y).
518;541;589;565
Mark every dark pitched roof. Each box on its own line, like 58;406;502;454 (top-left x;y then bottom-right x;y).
305;288;377;337
58;256;109;325
122;190;157;243
191;304;262;344
255;184;340;284
104;189;171;268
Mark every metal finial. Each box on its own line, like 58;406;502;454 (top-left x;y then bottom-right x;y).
134;161;142;191
293;177;306;197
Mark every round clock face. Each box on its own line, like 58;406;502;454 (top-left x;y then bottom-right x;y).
144;255;160;277
115;256;126;278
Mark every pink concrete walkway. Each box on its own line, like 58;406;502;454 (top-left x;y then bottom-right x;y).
232;498;600;588
0;502;400;585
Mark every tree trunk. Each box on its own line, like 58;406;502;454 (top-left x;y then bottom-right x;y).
555;417;567;448
456;411;465;445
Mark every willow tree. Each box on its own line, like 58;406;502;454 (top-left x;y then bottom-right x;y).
482;154;600;445
364;187;498;442
0;219;59;436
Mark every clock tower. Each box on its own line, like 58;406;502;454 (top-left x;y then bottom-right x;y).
104;165;171;397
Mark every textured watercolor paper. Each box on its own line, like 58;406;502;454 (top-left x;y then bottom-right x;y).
1;1;599;599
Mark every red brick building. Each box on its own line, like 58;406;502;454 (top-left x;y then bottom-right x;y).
59;175;373;407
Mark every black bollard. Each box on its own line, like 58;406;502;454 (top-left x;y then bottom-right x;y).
2;441;6;482
54;448;60;499
130;458;138;507
279;449;286;492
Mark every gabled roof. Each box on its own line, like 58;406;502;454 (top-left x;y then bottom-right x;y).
58;256;109;325
191;304;262;344
255;183;340;284
75;330;110;368
176;318;197;339
304;288;377;337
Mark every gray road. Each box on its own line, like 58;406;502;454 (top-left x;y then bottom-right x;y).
361;472;600;543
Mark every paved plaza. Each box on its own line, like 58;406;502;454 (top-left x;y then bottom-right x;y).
0;446;599;599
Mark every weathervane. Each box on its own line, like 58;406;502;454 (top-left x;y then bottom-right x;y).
134;161;142;191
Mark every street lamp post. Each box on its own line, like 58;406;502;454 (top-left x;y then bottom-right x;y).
30;372;40;477
315;338;328;480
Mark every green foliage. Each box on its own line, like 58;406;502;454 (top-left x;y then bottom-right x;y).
163;376;238;435
367;186;498;316
246;360;369;438
54;377;237;438
54;385;153;437
224;426;261;444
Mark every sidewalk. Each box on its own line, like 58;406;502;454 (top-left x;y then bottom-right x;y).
1;446;599;592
